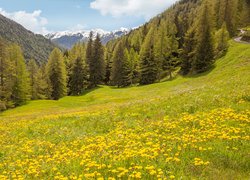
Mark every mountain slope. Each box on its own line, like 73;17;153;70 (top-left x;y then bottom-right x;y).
46;28;130;49
0;41;249;179
0;14;55;64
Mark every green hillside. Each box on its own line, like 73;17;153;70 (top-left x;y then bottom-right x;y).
0;41;249;179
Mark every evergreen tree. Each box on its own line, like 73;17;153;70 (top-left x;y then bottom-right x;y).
8;44;31;106
139;28;158;85
89;34;105;87
68;43;89;94
123;48;133;86
39;64;51;99
215;22;230;57
129;48;140;84
69;57;88;95
180;28;196;75
86;31;93;65
111;42;132;87
162;20;179;79
27;59;39;100
192;4;214;73
110;42;125;87
46;48;67;100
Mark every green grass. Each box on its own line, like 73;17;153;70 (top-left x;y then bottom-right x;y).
0;41;249;179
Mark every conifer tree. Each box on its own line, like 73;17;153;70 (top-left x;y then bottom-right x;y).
111;43;132;87
215;22;230;57
68;43;89;94
192;4;214;73
86;31;93;65
8;44;31;106
139;28;158;85
129;48;140;84
89;34;105;87
0;39;12;110
69;57;88;95
110;42;124;87
180;28;196;75
38;64;51;99
162;21;179;79
46;48;67;100
27;59;39;100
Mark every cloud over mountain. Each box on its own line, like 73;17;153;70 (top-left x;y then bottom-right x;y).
0;8;49;35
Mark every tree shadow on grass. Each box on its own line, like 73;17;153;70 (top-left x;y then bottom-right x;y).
184;65;216;79
69;86;103;97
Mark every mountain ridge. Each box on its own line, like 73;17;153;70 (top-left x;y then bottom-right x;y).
45;27;133;49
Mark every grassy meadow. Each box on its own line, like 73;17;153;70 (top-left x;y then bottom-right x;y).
0;41;249;179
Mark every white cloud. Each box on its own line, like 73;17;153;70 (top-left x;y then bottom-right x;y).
0;8;49;35
90;0;177;20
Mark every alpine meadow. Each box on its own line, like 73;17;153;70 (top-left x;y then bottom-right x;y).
0;0;250;179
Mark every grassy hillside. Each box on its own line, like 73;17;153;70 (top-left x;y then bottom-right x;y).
0;41;249;179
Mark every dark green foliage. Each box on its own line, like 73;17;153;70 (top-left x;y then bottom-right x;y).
180;28;196;75
46;48;67;100
139;29;158;85
192;4;214;73
215;23;230;57
69;57;88;95
111;42;132;87
89;34;105;87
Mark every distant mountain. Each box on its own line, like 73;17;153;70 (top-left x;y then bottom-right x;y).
45;28;131;49
0;14;55;64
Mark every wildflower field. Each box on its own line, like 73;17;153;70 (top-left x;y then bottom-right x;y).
0;42;250;179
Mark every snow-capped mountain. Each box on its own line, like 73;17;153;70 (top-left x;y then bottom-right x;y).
45;28;131;49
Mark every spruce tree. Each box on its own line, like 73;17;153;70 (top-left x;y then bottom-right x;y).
86;32;93;65
111;42;124;87
162;21;179;79
180;28;196;75
89;34;105;87
129;48;140;84
8;44;31;106
46;48;67;100
123;48;133;86
215;22;230;57
111;43;132;87
69;57;88;95
192;4;214;74
139;28;158;85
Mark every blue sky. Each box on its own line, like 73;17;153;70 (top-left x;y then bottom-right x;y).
0;0;177;34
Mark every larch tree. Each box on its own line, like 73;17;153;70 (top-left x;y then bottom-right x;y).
0;39;13;110
8;44;31;106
